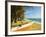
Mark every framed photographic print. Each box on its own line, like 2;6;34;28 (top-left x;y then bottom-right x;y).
5;1;45;36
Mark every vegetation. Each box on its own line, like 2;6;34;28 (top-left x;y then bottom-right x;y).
11;6;25;27
11;6;24;22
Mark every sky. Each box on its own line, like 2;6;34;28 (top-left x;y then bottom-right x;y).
24;6;41;18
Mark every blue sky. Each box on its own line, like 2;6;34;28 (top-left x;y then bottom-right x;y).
24;6;41;18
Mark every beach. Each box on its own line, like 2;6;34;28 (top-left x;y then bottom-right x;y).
11;21;41;32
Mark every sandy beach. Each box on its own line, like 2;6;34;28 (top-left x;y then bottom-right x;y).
11;21;41;32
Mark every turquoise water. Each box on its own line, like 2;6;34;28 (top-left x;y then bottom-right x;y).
24;18;41;23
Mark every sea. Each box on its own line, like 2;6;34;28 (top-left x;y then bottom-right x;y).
24;18;41;23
